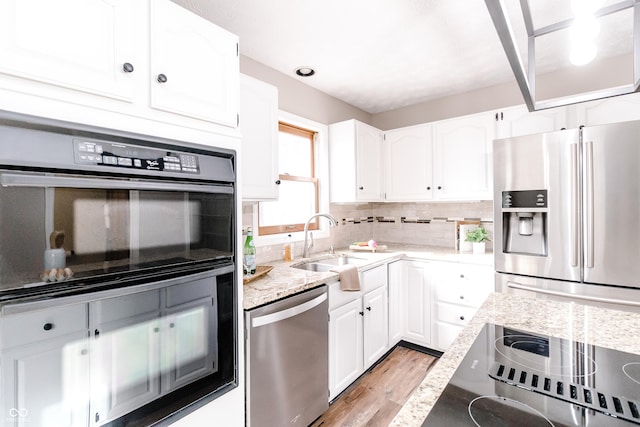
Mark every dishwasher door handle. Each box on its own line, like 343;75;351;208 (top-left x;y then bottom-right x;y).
251;292;327;328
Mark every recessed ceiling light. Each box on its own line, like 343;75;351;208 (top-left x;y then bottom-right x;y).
295;66;315;77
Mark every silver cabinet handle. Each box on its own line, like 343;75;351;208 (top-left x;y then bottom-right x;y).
507;281;640;308
584;141;595;269
570;142;579;267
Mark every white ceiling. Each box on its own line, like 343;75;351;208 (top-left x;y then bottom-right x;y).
172;0;633;115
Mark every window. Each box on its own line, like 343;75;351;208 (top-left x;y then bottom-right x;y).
258;122;319;236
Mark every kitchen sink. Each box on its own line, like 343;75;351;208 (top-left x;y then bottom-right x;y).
292;255;367;272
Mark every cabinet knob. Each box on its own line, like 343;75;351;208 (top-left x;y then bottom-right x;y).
169;323;175;328
94;329;100;338
43;323;54;331
359;311;364;316
366;306;372;311
460;295;465;300
427;186;431;190
275;179;281;185
359;186;364;190
95;412;100;423
460;315;465;321
437;186;442;190
157;73;168;83
154;327;160;333
460;274;464;278
122;62;134;73
81;349;88;356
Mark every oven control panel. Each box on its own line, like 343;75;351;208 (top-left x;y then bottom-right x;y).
73;140;200;174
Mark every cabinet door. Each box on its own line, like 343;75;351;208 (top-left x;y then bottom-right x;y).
162;297;216;393
328;299;363;400
240;74;279;200
403;261;431;347
362;286;388;369
576;91;640;126
433;113;493;200
355;121;383;201
150;0;239;127
90;311;161;426
90;291;161;425
384;124;433;201
496;105;569;139
0;0;139;101
387;261;403;346
1;331;90;427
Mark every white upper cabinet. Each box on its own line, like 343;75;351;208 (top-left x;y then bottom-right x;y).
384;124;433;201
329;119;383;202
575;91;640;127
495;105;569;139
240;74;279;200
0;0;239;133
0;0;140;102
433;112;493;200
150;0;239;127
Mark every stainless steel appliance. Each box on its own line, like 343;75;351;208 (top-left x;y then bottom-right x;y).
494;121;640;311
246;285;329;427
0;118;237;426
423;323;640;426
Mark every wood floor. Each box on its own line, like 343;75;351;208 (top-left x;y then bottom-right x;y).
310;346;439;427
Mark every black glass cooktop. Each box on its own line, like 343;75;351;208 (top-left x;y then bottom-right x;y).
423;323;640;426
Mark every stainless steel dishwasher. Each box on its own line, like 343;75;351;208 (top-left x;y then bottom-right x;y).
246;285;328;427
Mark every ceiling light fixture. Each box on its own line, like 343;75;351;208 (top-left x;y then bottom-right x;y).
485;0;639;111
569;4;602;66
295;66;315;77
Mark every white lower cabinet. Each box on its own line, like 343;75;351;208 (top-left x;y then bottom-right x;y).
0;277;217;427
431;262;494;351
402;260;432;347
387;261;403;347
90;290;162;425
387;259;493;352
1;329;90;427
328;264;388;400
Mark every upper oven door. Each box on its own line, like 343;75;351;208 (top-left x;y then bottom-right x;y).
0;171;234;292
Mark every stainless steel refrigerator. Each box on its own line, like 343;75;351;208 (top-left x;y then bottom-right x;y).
494;120;640;312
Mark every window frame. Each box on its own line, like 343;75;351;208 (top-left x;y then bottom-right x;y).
257;121;320;236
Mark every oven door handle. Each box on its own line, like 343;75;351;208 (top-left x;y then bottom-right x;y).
0;173;233;194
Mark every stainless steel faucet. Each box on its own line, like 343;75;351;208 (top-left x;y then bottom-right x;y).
303;213;338;258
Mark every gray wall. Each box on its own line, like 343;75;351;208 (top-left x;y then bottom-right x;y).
240;56;372;125
242;53;632;131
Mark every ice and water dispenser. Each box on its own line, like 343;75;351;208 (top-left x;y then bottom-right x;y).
501;190;548;256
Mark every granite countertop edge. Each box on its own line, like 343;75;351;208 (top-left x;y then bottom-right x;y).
390;292;640;426
242;244;493;310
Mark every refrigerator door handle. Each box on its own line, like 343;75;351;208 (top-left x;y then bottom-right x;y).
585;141;595;269
571;143;579;267
507;281;640;308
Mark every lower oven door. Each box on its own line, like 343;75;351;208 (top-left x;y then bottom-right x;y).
496;272;640;313
0;171;234;295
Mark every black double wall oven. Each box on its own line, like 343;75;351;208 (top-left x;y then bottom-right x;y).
0;120;237;426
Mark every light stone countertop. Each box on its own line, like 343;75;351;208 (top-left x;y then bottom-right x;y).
242;244;493;310
390;292;640;426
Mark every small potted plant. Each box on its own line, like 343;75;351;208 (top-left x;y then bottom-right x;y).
465;227;491;254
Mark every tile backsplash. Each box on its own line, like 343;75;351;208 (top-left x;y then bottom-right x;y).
242;201;493;263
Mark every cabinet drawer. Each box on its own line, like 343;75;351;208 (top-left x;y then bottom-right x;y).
436;321;463;351
93;289;161;324
435;302;476;327
435;282;490;307
1;303;88;349
166;276;215;308
328;281;361;311
361;265;386;294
